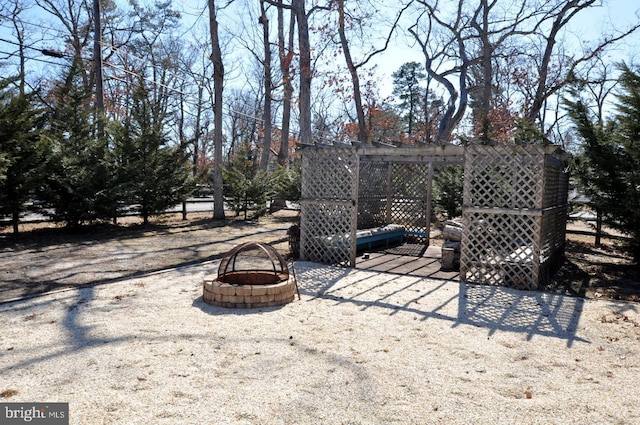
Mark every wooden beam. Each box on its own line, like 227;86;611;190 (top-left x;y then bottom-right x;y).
357;144;465;165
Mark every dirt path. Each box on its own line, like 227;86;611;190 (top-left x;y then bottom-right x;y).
0;211;298;302
2;211;639;303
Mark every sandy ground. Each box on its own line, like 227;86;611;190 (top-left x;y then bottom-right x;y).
0;211;294;302
1;259;640;425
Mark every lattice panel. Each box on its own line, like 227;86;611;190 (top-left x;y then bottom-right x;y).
302;148;357;201
300;203;355;266
543;155;570;209
543;161;561;209
461;211;541;290
460;145;568;290
539;153;569;285
541;207;568;261
299;144;570;286
300;148;358;266
464;145;544;210
389;163;429;242
539;209;568;285
358;161;389;229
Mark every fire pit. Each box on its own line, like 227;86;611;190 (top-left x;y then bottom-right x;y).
203;242;298;308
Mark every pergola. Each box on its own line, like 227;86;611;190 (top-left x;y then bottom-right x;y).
298;143;570;290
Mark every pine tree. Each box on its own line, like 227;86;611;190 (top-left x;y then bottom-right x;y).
392;62;426;137
41;60;116;227
0;78;47;234
567;64;640;263
433;165;463;219
223;141;274;219
273;162;301;203
0;154;8;185
113;75;192;225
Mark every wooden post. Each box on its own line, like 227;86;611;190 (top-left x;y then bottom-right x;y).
425;162;433;249
441;247;455;271
595;207;602;246
350;153;359;267
386;162;393;224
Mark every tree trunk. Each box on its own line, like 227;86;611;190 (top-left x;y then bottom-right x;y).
12;210;19;236
526;0;594;123
292;0;312;146
476;0;493;143
8;3;27;96
93;0;104;114
410;22;468;145
259;0;273;170
277;2;295;165
193;86;204;176
337;0;367;144
208;0;226;220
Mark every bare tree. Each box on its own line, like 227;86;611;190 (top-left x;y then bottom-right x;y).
331;0;409;144
208;0;226;220
335;0;367;143
225;84;262;157
265;0;312;145
468;0;538;141
35;0;92;90
409;0;640;144
552;56;619;152
258;0;273;170
175;43;214;177
0;1;28;94
276;0;295;165
409;1;471;144
523;0;640;128
293;0;311;146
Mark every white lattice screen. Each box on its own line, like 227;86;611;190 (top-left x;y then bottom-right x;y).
389;163;430;243
358;162;388;229
300;148;358;266
460;145;569;290
357;162;430;242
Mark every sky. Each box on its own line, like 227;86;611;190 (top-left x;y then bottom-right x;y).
1;0;639;103
147;0;640;98
370;0;640;98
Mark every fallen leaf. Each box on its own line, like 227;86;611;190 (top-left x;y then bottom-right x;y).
0;389;18;398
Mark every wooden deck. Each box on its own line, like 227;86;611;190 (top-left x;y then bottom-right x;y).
355;243;460;281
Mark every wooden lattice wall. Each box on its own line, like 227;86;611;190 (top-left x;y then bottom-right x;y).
388;163;431;243
299;147;358;266
300;148;433;267
459;145;569;290
358;162;430;243
358;161;388;229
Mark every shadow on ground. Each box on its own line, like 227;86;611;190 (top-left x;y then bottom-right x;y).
0;213;294;303
545;240;640;302
294;262;585;346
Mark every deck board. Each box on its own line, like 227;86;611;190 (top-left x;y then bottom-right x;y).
355;243;459;281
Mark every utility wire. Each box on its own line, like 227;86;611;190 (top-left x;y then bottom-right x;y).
0;36;66;59
0;48;67;67
101;41;195;87
103;61;186;95
0;14;55;32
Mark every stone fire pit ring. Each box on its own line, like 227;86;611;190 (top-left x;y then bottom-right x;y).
202;242;298;309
